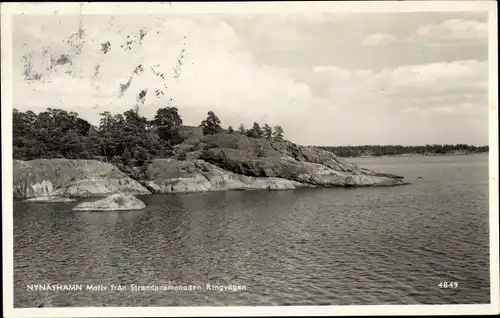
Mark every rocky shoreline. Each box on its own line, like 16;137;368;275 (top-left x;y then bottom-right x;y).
14;134;410;210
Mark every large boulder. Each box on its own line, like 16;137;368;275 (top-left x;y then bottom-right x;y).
13;159;151;199
72;193;146;211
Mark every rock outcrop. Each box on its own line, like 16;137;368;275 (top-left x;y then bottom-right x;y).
168;133;408;188
72;193;146;211
13;159;151;199
144;158;311;193
13;134;408;199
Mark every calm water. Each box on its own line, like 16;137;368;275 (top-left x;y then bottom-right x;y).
13;155;490;307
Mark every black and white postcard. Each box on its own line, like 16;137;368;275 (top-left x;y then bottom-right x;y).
1;1;498;317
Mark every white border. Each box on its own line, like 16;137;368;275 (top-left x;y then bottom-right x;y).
1;1;498;317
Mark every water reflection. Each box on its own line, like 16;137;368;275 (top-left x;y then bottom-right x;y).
14;155;490;307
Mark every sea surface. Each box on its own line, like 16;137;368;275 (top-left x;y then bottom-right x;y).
13;154;491;307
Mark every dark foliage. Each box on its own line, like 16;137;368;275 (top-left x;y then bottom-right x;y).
272;125;284;141
246;122;263;139
262;124;272;140
13;107;188;179
200;111;222;135
15;107;481;168
317;144;489;157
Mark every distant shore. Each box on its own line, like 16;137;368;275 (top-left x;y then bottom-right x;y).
317;145;488;159
342;152;489;159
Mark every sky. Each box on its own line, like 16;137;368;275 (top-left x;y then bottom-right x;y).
12;11;490;146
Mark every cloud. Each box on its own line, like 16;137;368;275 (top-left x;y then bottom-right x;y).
375;59;488;92
413;18;488;45
401;107;419;113
360;18;488;49
361;33;398;47
429;106;455;113
313;66;375;87
317;59;487;110
284;59;487;143
12;14;489;146
14;15;329;132
296;59;488;144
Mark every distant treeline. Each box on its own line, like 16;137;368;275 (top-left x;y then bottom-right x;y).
316;144;489;157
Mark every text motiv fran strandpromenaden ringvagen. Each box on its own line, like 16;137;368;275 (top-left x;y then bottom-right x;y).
26;283;248;292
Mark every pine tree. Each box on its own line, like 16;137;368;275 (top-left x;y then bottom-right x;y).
273;125;284;141
263;123;273;140
249;122;263;139
200;111;222;135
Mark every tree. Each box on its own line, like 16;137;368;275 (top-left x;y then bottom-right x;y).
60;131;85;159
151;107;184;145
246;122;262;139
122;147;132;165
273;125;284;141
98;111;114;132
200;111;222;135
227;125;234;134
75;118;91;136
30;108;84;158
131;144;151;167
263;123;272;140
13;108;97;160
151;107;183;128
156;126;183;145
13;109;36;155
123;109;148;131
238;123;245;134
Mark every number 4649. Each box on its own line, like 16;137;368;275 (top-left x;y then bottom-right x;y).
438;282;459;288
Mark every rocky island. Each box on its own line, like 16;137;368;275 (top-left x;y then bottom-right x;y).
13;133;408;202
13;107;409;210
